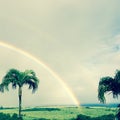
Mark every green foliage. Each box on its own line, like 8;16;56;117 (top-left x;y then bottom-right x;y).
0;69;39;92
0;106;116;120
76;114;91;120
98;70;120;103
0;107;116;120
22;107;61;112
98;76;115;103
33;118;49;120
75;114;115;120
0;113;20;120
98;70;120;119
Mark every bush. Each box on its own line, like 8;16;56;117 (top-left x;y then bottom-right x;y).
23;107;60;112
0;113;22;120
76;114;92;120
75;114;115;120
33;118;49;120
94;114;114;120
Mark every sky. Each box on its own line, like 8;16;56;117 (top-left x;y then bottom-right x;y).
0;0;120;106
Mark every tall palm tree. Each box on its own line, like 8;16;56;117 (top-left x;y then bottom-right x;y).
0;68;39;119
98;70;120;103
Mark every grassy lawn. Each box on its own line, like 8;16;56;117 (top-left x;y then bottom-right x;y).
0;106;116;120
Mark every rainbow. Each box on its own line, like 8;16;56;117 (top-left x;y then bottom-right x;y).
0;41;79;106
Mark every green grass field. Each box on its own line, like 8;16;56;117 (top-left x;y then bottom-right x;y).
0;106;117;120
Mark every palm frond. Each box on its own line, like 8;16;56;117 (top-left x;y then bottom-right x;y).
0;84;5;92
98;85;106;103
24;70;36;77
0;69;21;92
13;69;40;93
0;68;39;94
114;70;120;93
12;83;17;89
114;70;120;82
23;75;39;93
98;76;114;103
2;69;21;84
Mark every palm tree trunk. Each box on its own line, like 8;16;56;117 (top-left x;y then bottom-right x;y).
18;86;22;118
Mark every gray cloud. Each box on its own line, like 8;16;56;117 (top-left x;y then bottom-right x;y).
0;0;120;106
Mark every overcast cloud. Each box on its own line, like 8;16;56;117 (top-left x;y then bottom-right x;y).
0;0;120;106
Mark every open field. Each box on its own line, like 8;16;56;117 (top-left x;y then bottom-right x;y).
0;106;117;120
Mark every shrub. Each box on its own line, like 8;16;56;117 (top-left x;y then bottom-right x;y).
76;114;92;120
94;114;114;120
33;118;49;120
0;113;22;120
75;114;115;120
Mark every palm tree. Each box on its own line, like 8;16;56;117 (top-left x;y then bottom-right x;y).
98;70;120;103
98;76;115;103
98;70;120;119
0;68;39;119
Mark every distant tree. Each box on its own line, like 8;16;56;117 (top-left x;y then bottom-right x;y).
75;114;114;120
0;69;39;119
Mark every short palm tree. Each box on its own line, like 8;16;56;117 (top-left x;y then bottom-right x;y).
0;68;39;119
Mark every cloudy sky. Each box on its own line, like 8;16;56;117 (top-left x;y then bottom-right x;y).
0;0;120;106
